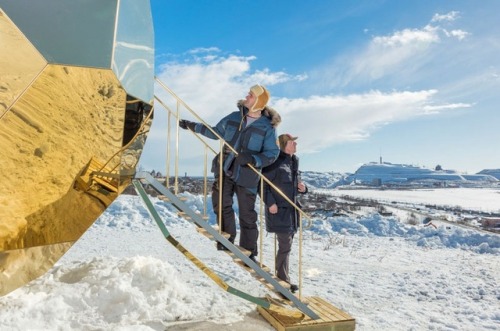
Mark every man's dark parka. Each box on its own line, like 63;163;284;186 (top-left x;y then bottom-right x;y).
192;101;281;189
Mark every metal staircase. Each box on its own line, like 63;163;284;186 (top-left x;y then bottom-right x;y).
133;171;320;320
129;77;330;322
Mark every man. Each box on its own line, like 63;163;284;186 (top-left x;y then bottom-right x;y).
263;134;307;292
179;85;280;261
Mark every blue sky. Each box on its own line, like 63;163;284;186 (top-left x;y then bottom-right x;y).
140;0;500;175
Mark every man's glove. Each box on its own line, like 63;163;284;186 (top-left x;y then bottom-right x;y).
235;152;255;166
179;119;196;131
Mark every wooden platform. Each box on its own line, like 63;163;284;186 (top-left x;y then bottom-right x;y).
257;296;355;331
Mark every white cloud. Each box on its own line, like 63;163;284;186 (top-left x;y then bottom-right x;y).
273;90;470;153
150;53;470;164
444;29;470;40
314;11;470;89
422;103;472;114
431;11;460;22
156;51;305;122
373;25;440;47
359;16;470;76
188;47;221;54
329;25;440;84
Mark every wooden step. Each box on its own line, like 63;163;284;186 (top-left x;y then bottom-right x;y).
157;195;169;201
159;194;187;201
234;259;271;273
177;212;208;220
177;211;189;219
229;255;294;300
255;272;292;296
196;227;231;240
259;277;290;290
227;246;274;274
235;245;252;255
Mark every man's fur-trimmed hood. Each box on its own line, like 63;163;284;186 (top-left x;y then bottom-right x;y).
237;100;281;128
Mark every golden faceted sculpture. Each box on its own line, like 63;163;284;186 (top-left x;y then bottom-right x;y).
0;0;154;295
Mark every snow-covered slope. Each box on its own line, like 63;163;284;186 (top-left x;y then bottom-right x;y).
478;169;500;180
301;171;350;189
0;191;499;330
344;162;498;186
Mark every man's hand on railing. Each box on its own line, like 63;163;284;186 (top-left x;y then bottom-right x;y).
235;152;255;167
179;119;196;131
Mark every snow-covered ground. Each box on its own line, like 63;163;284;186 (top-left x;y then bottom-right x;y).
0;189;499;331
321;187;500;213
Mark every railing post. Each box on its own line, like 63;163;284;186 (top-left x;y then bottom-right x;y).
166;110;171;188
203;145;208;219
298;213;303;299
259;177;264;266
174;100;180;195
218;141;224;234
274;234;277;276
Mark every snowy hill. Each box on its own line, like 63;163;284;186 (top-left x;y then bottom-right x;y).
301;163;499;189
344;162;498;187
478;169;500;180
301;171;350;189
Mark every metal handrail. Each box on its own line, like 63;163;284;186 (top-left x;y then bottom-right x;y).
154;77;312;229
153;78;314;299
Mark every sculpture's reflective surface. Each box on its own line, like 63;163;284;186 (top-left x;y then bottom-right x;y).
0;0;154;296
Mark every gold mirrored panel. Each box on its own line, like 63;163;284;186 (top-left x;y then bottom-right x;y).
0;0;154;297
0;65;127;295
0;243;72;295
0;9;46;117
113;0;155;103
0;0;117;68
